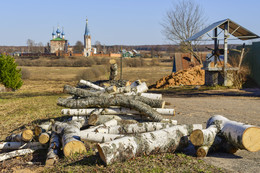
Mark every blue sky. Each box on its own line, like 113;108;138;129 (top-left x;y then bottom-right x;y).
0;0;259;46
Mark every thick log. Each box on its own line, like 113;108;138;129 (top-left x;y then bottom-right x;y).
0;149;35;162
39;132;50;144
62;121;86;156
78;132;124;143
79;80;105;91
46;132;60;166
190;125;218;147
58;97;163;122
52;120;87;156
95;122;178;134
0;142;47;150
207;115;260;152
97;124;202;165
63;85;164;108
62;108;174;116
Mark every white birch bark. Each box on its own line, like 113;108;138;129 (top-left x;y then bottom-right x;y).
78;131;124;143
190;125;218;146
0;142;47;150
0;149;35;162
207;115;260;152
97;124;202;165
46;132;60;166
139;93;162;100
95;122;178;134
81;119;118;133
62;108;175;116
79;80;105;91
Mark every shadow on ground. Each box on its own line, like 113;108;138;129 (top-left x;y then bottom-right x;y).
149;87;260;98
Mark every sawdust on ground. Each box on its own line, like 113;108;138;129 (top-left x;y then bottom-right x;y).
152;65;205;89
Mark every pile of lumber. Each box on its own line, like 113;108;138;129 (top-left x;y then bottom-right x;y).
151;65;205;89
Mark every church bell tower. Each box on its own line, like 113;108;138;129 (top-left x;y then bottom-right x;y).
84;18;91;57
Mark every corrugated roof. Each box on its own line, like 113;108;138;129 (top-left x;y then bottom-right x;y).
186;18;259;41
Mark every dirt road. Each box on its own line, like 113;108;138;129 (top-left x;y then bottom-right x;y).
163;89;260;173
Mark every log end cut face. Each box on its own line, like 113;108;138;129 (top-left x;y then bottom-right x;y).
196;146;208;157
22;129;34;142
96;144;106;164
190;129;204;146
39;134;50;144
63;141;87;157
242;127;260;152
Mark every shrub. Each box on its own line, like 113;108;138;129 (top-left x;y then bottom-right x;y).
0;54;23;90
21;68;31;80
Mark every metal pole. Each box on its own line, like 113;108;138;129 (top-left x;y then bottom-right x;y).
224;22;229;86
120;56;123;80
214;28;218;66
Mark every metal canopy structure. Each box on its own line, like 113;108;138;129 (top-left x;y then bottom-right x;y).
185;18;259;86
185;18;259;41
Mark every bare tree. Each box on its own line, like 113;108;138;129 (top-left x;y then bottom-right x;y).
74;41;84;53
26;39;35;53
162;0;206;64
94;41;102;53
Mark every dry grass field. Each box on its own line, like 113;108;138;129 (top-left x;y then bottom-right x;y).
0;62;228;172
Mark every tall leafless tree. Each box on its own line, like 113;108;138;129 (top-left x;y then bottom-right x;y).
162;0;206;64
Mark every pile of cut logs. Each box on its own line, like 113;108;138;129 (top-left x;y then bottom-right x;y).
0;79;259;166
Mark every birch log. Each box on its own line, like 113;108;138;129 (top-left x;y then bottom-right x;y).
39;132;50;144
0;149;35;162
196;136;238;157
6;133;22;142
88;114;122;126
63;85;164;108
190;125;218;146
34;121;52;137
79;80;105;91
207;115;260;152
62;121;86;156
139;93;162;100
52;120;87;156
78;132;124;143
22;129;34;142
82;119;118;133
46;132;60;166
62;108;174;116
0;142;47;150
97;124;202;165
57;97;163;122
95;122;178;134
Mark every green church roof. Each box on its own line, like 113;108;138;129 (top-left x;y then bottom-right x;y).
51;37;66;41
